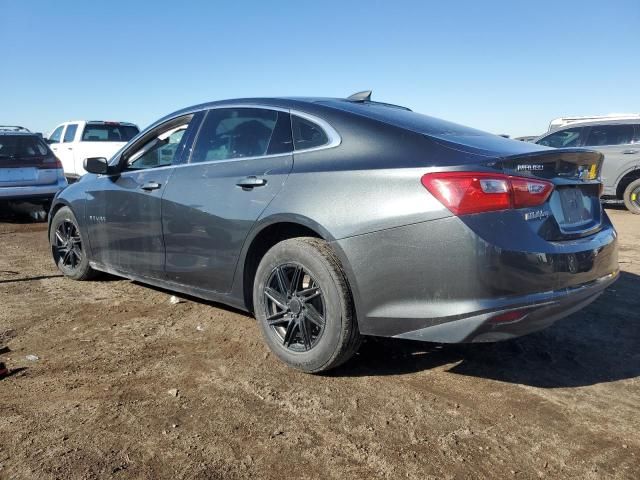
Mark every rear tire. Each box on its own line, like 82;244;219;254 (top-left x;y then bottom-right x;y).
623;179;640;214
253;237;361;373
50;206;97;280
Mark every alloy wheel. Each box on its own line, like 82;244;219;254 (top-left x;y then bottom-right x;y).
53;219;83;270
263;263;326;352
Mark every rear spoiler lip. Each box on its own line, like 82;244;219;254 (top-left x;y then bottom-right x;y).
497;147;604;165
495;148;604;183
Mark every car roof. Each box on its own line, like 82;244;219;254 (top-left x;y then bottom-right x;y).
157;96;409;122
549;118;640;131
0;131;39;137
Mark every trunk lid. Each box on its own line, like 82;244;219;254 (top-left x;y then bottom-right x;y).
495;149;604;240
0;155;61;186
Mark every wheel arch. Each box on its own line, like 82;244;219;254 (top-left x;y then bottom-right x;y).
233;215;360;317
615;167;640;199
47;199;73;239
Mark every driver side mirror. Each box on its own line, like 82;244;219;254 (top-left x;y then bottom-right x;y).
84;157;109;175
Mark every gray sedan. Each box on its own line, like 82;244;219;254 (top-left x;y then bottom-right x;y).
48;93;619;372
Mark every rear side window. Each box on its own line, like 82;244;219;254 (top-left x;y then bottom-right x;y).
82;124;139;142
190;108;292;163
0;135;48;157
49;126;64;144
63;124;78;142
584;124;635;146
537;127;583;148
292;115;328;150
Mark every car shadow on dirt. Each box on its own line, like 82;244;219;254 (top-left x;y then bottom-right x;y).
333;271;640;388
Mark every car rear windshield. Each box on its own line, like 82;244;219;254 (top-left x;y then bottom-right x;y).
0;135;49;157
320;100;491;137
82;124;139;142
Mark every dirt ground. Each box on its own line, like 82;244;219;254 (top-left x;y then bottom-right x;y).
0;207;638;480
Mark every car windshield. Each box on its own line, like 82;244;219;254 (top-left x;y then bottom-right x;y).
82;124;139;142
0;135;48;157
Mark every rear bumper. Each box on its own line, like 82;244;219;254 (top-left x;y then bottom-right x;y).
393;271;617;343
0;182;66;202
334;212;619;342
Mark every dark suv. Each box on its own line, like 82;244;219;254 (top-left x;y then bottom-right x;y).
536;119;640;213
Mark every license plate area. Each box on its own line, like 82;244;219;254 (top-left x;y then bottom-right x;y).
549;185;601;234
0;167;37;183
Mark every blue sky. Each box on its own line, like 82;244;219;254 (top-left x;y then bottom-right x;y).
1;0;638;137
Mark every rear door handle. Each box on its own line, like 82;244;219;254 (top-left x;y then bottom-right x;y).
236;176;267;189
140;181;161;191
623;149;638;154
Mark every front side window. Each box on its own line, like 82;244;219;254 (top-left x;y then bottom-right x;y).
292;115;328;150
63;124;78;143
82;124;139;142
49;125;64;144
125;117;192;170
584;124;634;147
190;108;292;163
537;127;583;148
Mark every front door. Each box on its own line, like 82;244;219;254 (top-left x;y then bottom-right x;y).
85;115;197;278
162;107;294;293
58;123;79;176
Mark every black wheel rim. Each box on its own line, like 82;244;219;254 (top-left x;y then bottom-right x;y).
263;263;326;352
53;219;83;270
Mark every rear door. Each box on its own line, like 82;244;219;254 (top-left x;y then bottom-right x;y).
162;106;293;293
84;114;199;279
583;123;638;194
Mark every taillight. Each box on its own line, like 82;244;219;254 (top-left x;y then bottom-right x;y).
36;156;63;169
421;172;553;215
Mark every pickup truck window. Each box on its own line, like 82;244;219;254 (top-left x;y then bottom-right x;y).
81;124;139;142
63;124;78;143
49;126;64;144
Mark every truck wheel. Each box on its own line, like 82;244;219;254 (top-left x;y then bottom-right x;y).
623;178;640;214
253;237;361;373
50;206;97;280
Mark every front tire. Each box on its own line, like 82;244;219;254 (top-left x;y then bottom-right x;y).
623;178;640;214
253;237;361;373
50;206;97;280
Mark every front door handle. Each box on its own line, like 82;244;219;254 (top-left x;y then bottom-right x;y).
140;181;161;191
623;149;638;154
236;176;267;189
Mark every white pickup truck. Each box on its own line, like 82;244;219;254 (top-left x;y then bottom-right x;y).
47;121;140;180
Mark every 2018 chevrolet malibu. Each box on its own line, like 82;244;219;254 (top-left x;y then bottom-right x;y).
48;92;619;372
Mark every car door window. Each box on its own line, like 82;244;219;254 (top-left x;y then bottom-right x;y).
292;115;329;150
63;124;78;143
584;124;635;147
125;118;193;170
49;126;64;144
537;127;583;148
190;108;292;163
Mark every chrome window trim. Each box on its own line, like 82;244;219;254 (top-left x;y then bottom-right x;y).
115;152;293;177
290;110;341;153
109;104;341;175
